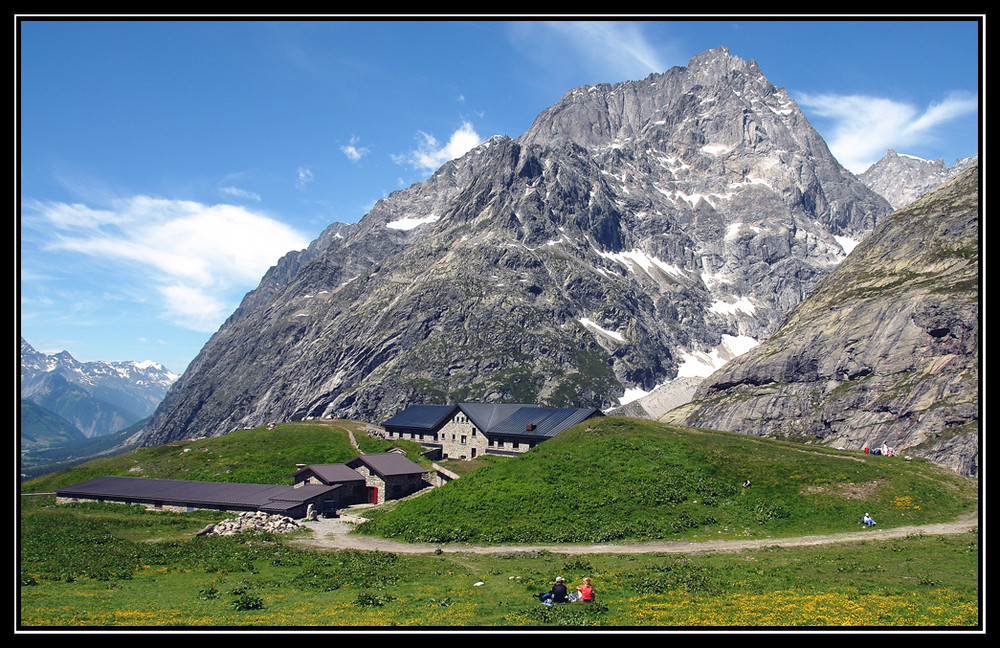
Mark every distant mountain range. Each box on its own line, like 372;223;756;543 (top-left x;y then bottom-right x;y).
20;338;178;455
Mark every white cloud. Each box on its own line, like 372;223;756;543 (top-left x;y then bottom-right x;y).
23;196;311;332
796;91;978;173
296;166;314;188
396;120;483;172
340;136;369;162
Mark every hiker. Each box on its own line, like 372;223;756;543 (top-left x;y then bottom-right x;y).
577;577;595;602
862;512;876;527
742;479;751;488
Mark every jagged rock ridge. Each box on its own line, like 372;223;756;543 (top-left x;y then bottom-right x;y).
138;47;892;446
860;149;976;210
664;161;979;475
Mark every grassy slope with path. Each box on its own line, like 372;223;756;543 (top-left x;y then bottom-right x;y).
19;418;980;627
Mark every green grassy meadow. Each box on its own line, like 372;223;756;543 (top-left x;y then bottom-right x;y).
357;417;976;544
19;417;980;629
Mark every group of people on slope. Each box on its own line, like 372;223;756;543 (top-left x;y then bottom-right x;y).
536;576;595;605
864;442;894;456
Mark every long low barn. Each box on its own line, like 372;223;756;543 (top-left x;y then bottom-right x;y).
54;475;345;519
54;453;430;518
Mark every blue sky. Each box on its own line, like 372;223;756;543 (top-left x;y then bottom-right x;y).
18;18;982;374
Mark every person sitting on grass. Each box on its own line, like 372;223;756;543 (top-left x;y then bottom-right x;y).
577;577;595;602
550;576;569;603
862;512;876;527
535;576;570;604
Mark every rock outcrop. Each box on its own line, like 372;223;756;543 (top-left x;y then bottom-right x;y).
665;161;979;475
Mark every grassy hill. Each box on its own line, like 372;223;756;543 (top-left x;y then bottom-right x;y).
20;419;432;493
356;417;977;544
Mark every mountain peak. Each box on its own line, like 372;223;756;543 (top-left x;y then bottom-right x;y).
686;45;750;75
138;47;893;446
519;46;792;154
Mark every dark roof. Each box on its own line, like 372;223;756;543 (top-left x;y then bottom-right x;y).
455;403;601;439
54;475;340;511
382;404;458;431
487;406;601;439
260;484;345;513
459;403;534;433
292;463;366;484
347;453;427;477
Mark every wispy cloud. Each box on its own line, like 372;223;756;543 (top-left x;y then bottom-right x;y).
296;166;314;189
394;120;483;173
22;196;310;332
796;91;979;173
220;186;261;201
510;21;676;83
340;136;370;163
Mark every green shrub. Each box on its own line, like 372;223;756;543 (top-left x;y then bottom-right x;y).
231;592;264;611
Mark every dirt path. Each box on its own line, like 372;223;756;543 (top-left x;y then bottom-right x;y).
290;508;979;556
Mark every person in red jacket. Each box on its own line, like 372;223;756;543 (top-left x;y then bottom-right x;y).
577;577;595;602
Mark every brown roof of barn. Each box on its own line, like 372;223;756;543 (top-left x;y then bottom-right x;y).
292;463;366;484
347;453;427;477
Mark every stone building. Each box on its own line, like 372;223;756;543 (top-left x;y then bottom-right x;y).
382;403;603;460
345;453;431;504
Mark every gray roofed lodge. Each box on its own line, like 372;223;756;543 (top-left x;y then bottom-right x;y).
382;402;603;460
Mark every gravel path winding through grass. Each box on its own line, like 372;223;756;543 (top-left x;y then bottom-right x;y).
291;508;978;556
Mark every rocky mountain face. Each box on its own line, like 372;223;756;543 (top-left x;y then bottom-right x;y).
20;337;179;438
664;161;979;476
138;47;893;446
860;149;976;209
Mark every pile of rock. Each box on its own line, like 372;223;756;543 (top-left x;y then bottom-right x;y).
198;511;302;536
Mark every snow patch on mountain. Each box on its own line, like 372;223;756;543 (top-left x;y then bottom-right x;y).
709;297;757;316
835;235;861;255
677;334;759;378
597;249;686;281
579;318;625;342
387;214;441;230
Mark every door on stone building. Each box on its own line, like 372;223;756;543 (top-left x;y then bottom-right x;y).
367;486;379;504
